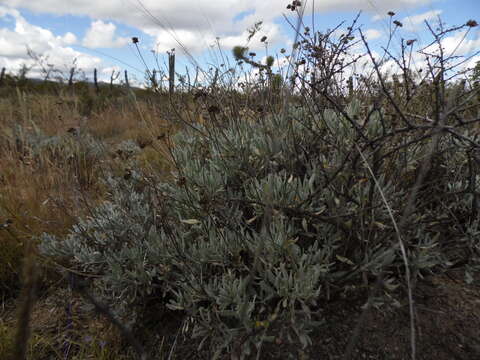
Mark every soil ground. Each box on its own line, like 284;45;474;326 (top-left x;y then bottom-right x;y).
1;269;479;359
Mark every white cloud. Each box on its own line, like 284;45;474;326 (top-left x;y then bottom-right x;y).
0;0;434;19
441;31;480;57
415;30;480;74
82;20;128;48
101;65;121;74
98;65;122;83
364;29;382;40
146;28;213;54
1;0;434;55
353;28;480;81
0;5;102;77
219;22;284;51
61;32;77;45
145;20;285;59
416;29;480;69
402;9;442;31
0;8;54;57
0;0;441;81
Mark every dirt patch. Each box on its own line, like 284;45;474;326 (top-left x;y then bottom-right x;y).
303;270;480;360
2;270;480;359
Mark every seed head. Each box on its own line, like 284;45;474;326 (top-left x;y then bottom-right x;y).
387;11;395;17
207;105;220;114
466;20;478;27
232;46;248;60
266;56;274;67
132;37;139;44
176;177;187;186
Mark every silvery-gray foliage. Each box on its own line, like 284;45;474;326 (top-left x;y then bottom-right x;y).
40;103;480;358
113;139;142;159
6;123;105;162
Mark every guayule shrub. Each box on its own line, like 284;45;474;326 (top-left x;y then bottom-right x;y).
41;104;480;358
4;123;105;172
40;174;170;324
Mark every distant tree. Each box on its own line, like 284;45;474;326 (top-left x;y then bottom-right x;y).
15;64;32;87
470;60;480;85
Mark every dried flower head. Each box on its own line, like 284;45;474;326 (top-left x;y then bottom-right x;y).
406;39;416;46
176;176;186;186
287;1;301;11
393;20;403;27
207;105;220;114
466;20;478;27
260;35;268;42
388;11;395;17
132;37;139;44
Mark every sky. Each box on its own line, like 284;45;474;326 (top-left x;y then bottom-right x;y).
0;0;479;87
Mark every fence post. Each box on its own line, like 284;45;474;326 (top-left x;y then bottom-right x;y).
0;67;5;86
124;70;130;90
168;49;175;95
151;69;158;92
93;68;100;94
68;67;75;87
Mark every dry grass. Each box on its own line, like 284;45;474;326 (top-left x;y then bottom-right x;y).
0;87;179;359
